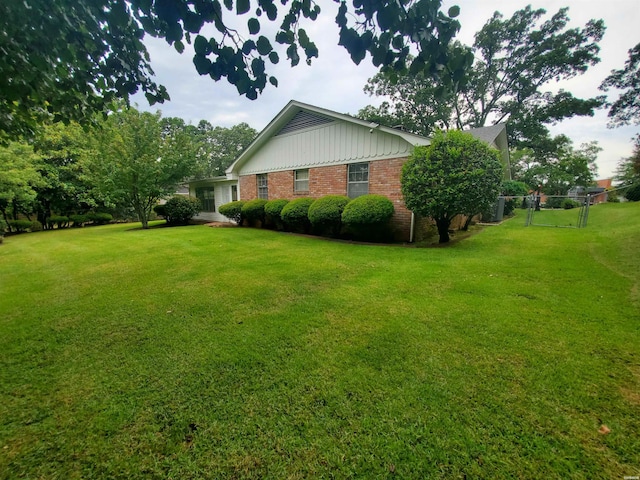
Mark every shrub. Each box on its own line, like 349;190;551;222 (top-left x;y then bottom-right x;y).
342;194;395;242
218;200;245;224
264;199;289;230
280;197;314;232
164;196;201;225
8;219;34;233
501;181;530;216
562;198;581;209
48;215;70;229
88;212;113;225
308;195;350;237
0;218;6;236
30;221;43;232
69;214;89;227
241;198;268;227
625;183;640;202
544;197;564;209
153;204;167;218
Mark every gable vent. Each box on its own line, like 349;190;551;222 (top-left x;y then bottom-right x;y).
276;110;334;136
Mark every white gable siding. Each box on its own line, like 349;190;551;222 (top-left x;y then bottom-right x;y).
237;120;414;175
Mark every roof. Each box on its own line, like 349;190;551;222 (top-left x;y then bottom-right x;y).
225;100;509;178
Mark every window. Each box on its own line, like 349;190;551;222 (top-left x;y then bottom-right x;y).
347;162;369;198
294;169;309;192
257;174;268;199
231;185;238;202
196;187;215;212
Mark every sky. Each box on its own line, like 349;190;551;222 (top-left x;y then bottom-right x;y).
132;0;640;179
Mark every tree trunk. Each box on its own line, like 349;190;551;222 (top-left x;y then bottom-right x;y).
435;216;450;243
461;215;473;231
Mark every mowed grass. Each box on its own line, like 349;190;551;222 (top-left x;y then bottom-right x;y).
0;204;639;479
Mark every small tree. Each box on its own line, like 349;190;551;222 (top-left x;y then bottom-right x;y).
402;130;503;243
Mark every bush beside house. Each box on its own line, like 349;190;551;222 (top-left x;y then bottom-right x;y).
218;201;245;224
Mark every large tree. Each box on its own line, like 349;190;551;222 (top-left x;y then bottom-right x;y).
0;143;43;227
359;6;605;151
401;130;503;243
0;0;468;141
92;108;198;229
600;43;640;127
194;121;257;178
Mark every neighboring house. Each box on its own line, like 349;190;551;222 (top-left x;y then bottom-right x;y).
190;100;511;241
568;178;613;204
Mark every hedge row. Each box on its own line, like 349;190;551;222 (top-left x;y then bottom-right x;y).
219;194;395;242
46;212;113;229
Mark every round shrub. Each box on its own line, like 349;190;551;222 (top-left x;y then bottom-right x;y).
308;195;350;237
8;219;34;233
561;198;581;210
264;199;289;230
88;212;113;225
342;194;395;242
625;183;640;202
164;195;201;225
218;200;245;224
280;197;314;232
48;215;69;229
241;198;268;227
69;214;89;227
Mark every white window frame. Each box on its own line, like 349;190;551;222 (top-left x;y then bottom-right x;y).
257;174;268;199
196;187;215;212
347;162;369;198
294;169;309;193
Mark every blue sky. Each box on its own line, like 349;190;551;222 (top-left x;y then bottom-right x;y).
132;0;640;179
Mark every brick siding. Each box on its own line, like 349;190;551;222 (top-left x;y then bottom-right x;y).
239;157;414;241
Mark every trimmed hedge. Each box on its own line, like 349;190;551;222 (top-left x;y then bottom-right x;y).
241;199;268;226
70;214;89;227
308;195;350;237
88;212;113;225
48;215;70;229
264;199;289;230
218;201;245;224
164;196;201;225
8;219;34;233
562;198;581;210
280;197;314;232
341;194;394;242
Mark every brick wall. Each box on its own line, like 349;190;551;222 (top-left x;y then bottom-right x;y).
239;157;414;241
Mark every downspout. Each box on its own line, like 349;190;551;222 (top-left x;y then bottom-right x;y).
409;212;415;243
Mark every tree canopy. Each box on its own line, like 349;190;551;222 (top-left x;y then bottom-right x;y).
359;6;605;152
0;0;467;141
600;42;640;127
401;130;502;243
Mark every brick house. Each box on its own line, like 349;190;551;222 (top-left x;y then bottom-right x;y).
190;100;510;241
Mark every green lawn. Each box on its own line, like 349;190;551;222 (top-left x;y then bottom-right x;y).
1;203;639;479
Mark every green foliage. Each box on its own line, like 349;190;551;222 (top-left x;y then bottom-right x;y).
48;215;70;229
600;43;640;127
163;196;201;225
193;122;257;178
358;6;605;151
402;130;502;243
241;198;268;226
308;195;350;237
218;201;245;224
69;214;89;227
8;219;34;232
625;183;640;202
0;142;43;226
502;180;530;216
264;199;289;229
562;198;581;210
1;0;463;140
0;218;6;235
153;204;167;218
91;108;198;229
341;194;395;242
88;212;113;225
280;197;314;232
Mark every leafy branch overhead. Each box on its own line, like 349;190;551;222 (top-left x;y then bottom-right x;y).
0;0;465;141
